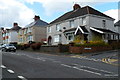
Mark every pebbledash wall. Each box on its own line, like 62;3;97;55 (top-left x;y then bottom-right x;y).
40;44;69;53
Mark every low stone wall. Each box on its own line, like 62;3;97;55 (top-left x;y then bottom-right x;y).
69;46;112;54
40;45;69;53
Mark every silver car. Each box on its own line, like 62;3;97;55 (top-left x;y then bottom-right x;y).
1;44;16;52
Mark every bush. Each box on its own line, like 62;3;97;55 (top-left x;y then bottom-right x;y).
23;44;31;49
30;42;42;50
110;42;120;49
74;41;109;47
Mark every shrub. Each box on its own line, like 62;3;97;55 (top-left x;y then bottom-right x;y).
30;42;42;50
24;44;31;49
110;42;120;49
74;41;109;47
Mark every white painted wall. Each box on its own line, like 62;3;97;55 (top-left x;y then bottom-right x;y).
8;31;18;43
89;15;115;31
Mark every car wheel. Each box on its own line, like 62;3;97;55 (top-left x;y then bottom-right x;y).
13;50;16;52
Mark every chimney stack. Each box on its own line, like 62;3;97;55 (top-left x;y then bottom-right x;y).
13;23;18;27
73;4;81;10
34;15;40;21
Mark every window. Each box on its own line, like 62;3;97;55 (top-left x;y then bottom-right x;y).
82;17;86;25
24;29;27;34
19;30;22;35
48;27;51;33
27;27;32;33
70;20;74;28
54;35;60;42
102;20;106;27
27;35;33;41
56;24;60;31
68;34;74;41
19;38;23;42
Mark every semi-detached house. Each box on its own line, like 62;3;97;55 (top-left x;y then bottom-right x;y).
2;23;21;44
18;15;48;44
47;4;119;45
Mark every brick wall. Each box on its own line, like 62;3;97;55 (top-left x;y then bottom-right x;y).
69;46;112;54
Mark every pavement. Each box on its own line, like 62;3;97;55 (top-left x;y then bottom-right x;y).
101;53;119;66
69;50;119;67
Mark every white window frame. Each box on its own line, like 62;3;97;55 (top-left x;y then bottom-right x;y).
67;33;74;41
54;35;60;43
102;20;106;28
27;35;33;41
70;20;74;28
56;24;60;31
48;27;51;33
82;17;86;25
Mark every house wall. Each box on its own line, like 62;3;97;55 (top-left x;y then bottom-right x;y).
0;29;2;44
9;31;18;43
33;26;46;42
89;15;115;31
115;26;120;34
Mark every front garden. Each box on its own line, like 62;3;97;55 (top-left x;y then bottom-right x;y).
16;40;120;54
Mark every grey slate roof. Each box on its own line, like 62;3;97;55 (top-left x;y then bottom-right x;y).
64;28;76;33
11;26;21;31
80;26;89;33
50;6;114;24
64;26;89;34
26;19;48;27
114;20;120;26
91;27;118;34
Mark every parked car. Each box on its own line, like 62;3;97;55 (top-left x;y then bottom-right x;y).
0;44;2;50
1;44;16;52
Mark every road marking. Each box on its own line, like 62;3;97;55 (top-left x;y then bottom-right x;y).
61;64;72;68
61;64;102;76
104;74;118;77
7;69;14;74
18;76;27;80
1;65;6;68
102;58;119;66
77;64;113;74
53;61;61;63
73;66;101;76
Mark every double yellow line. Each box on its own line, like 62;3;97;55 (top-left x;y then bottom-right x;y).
102;58;119;66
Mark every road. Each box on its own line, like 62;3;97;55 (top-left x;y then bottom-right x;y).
1;50;119;79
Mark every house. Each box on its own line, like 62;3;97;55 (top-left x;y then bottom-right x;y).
0;28;4;44
47;4;118;45
114;20;120;39
2;23;21;44
18;15;48;44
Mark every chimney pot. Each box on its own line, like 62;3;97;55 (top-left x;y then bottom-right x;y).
13;23;18;27
73;4;81;10
34;15;40;21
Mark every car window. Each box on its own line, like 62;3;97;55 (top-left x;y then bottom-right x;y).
9;44;14;46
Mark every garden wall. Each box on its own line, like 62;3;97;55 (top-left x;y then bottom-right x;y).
69;46;112;54
40;45;69;53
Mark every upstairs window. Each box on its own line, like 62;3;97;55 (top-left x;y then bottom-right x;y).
102;20;106;28
48;27;51;33
70;20;74;28
27;27;32;33
56;24;60;31
82;17;86;25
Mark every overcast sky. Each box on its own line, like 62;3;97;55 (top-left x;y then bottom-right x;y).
0;0;119;28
